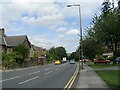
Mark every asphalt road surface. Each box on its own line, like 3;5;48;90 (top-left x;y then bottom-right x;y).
2;62;77;89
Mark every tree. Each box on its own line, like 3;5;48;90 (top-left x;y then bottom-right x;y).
117;48;120;57
83;37;103;60
102;0;111;14
13;44;29;65
69;52;79;61
55;47;67;60
93;13;120;58
85;1;120;62
46;46;67;62
46;47;56;62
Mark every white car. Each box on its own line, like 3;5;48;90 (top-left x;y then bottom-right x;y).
70;60;75;64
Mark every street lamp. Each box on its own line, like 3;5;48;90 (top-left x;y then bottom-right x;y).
67;4;84;69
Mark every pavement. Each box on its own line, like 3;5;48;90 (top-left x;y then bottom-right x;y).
76;64;111;90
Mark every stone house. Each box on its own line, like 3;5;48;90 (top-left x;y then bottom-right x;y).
5;35;31;53
0;28;47;65
0;28;31;57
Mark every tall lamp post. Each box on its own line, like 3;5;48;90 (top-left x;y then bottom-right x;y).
67;4;84;69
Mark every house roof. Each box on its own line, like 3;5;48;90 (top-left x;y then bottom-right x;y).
5;35;31;47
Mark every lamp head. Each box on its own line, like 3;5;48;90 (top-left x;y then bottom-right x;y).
67;5;72;7
103;0;109;3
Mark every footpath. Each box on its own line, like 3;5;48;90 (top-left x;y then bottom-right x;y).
76;64;111;90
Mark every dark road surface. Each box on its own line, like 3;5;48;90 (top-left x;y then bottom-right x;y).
2;62;77;89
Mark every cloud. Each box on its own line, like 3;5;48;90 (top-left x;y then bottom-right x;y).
56;27;67;33
29;35;48;48
22;13;67;28
66;29;79;35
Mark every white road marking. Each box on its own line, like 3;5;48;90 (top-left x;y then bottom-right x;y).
44;71;53;75
55;68;59;70
44;69;49;71
29;71;41;75
0;76;20;82
19;76;39;85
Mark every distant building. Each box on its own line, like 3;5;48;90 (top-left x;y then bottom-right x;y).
103;52;113;58
30;44;47;65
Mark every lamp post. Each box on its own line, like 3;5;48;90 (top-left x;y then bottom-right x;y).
67;4;84;69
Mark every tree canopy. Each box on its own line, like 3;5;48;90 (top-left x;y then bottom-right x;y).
75;1;120;61
46;46;67;62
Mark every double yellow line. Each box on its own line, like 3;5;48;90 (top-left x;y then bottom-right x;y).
64;63;79;90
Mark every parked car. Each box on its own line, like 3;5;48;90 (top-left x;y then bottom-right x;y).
94;58;110;64
54;60;61;65
115;57;120;63
70;60;75;64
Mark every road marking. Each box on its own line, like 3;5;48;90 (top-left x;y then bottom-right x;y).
55;68;59;70
19;76;39;85
64;63;79;90
44;71;53;75
68;67;79;88
29;71;41;75
0;76;20;82
44;69;49;71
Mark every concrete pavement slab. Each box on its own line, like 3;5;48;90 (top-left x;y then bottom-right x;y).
76;64;111;89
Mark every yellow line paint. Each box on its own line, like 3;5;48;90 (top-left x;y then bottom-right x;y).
64;63;79;90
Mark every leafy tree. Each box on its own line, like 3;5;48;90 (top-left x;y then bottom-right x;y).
55;46;67;60
116;48;120;57
46;46;67;62
70;52;76;60
83;37;102;60
46;47;56;62
79;0;120;63
93;12;119;58
69;52;79;61
102;0;113;14
13;44;29;65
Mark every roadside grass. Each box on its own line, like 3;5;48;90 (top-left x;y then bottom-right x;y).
86;62;120;69
96;70;120;90
86;62;120;90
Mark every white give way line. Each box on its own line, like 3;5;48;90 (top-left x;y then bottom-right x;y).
19;76;39;85
29;71;41;75
44;71;53;75
0;76;21;82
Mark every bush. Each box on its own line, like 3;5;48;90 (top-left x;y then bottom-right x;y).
2;51;23;69
108;57;115;61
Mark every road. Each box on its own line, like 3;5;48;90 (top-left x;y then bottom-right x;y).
2;62;77;89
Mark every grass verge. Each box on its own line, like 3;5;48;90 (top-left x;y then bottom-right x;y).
96;70;120;90
86;62;120;69
86;62;120;90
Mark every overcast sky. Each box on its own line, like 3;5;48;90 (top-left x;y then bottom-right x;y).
0;0;118;53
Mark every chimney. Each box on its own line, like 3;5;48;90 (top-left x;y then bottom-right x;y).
118;0;120;9
0;28;5;37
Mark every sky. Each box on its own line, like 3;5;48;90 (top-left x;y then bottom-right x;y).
0;0;118;53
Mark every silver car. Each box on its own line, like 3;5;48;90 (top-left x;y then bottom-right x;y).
70;60;75;64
